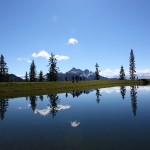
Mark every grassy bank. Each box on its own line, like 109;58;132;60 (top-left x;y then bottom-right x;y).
0;79;150;98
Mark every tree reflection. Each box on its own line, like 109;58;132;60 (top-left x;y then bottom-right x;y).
130;86;138;116
0;98;9;120
96;89;101;104
29;96;37;113
65;93;68;98
48;94;60;118
120;86;126;100
70;90;92;98
71;90;83;98
39;95;44;101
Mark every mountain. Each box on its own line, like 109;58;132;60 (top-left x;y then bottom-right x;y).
58;67;108;81
8;74;24;82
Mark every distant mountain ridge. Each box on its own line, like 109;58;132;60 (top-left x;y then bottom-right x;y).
8;74;24;82
8;68;150;82
8;68;114;82
58;67;109;81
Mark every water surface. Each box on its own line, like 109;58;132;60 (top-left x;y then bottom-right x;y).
0;86;150;150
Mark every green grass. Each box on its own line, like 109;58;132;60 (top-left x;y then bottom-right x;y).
0;79;150;98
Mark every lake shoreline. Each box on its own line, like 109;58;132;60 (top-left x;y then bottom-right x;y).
0;79;150;98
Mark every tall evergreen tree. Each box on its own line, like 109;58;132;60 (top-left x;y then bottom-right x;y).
47;53;59;81
129;49;136;80
72;76;75;83
25;71;29;82
95;63;100;80
39;70;44;82
29;60;36;82
0;54;9;82
119;65;126;80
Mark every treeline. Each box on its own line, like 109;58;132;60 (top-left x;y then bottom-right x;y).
0;49;136;82
95;49;136;80
25;53;59;82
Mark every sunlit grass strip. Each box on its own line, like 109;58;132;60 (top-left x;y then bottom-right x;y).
0;79;149;98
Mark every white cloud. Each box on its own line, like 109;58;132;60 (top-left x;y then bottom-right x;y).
70;120;80;127
32;50;50;59
101;69;120;78
17;58;22;61
55;55;69;60
17;58;31;63
68;38;78;45
27;60;32;63
32;50;69;61
101;68;150;79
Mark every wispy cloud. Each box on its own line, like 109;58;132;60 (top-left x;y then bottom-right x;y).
101;69;120;78
68;38;78;45
17;58;31;63
101;68;150;79
52;14;59;23
32;50;69;60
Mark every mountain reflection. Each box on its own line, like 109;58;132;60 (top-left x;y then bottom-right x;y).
0;86;145;121
0;98;9;120
130;86;138;116
70;90;93;98
71;90;83;98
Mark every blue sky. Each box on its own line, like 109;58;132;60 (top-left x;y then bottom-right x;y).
0;0;150;78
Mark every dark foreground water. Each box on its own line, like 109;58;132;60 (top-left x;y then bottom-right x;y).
0;86;150;150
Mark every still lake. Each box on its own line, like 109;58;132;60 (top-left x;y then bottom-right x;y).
0;86;150;150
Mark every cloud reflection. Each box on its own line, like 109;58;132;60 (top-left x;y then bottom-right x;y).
34;105;71;116
100;86;150;94
70;120;80;127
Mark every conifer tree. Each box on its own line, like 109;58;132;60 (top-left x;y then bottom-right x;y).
119;65;126;80
47;53;59;81
29;60;36;82
25;71;29;82
95;63;100;80
75;75;79;82
72;76;75;83
39;70;44;82
129;49;136;80
0;54;9;82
